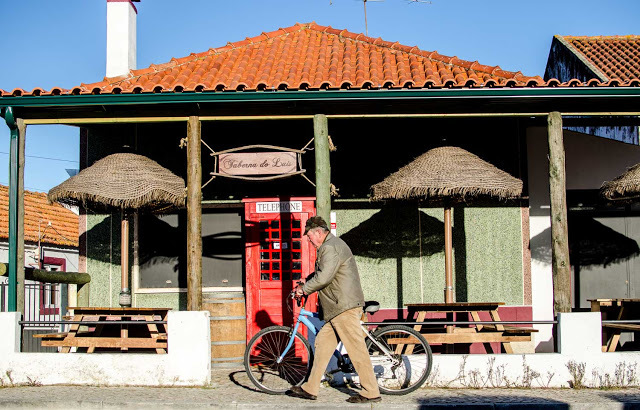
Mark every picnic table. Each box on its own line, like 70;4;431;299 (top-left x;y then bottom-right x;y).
33;307;170;353
589;298;640;352
406;302;537;354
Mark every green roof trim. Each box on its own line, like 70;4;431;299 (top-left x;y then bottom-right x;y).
1;87;640;109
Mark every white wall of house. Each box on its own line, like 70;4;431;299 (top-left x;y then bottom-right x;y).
526;127;640;352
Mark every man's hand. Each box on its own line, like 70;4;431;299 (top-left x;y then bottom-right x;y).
294;282;305;296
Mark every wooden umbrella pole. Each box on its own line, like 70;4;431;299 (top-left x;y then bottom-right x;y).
119;211;131;307
444;205;454;303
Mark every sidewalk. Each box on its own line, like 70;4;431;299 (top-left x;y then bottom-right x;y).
0;369;639;409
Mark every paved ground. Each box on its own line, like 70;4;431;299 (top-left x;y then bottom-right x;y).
0;369;640;409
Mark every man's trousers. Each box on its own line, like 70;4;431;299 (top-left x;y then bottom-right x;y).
301;307;380;398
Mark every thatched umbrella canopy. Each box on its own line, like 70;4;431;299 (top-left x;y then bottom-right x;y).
370;146;523;303
371;146;523;202
48;153;185;306
48;153;185;211
600;163;640;203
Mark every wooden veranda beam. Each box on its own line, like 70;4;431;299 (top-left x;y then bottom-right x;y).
547;111;572;314
314;114;331;223
186;116;203;311
17;118;26;315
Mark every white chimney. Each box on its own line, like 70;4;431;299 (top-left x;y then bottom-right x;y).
106;0;138;78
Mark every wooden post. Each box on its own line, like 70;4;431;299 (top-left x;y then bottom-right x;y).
548;111;572;313
314;114;331;223
444;205;454;303
186;116;203;311
17;119;26;315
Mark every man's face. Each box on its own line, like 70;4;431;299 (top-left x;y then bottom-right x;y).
306;228;326;249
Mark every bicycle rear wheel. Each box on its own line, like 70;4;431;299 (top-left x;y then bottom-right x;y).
244;325;313;394
366;325;432;395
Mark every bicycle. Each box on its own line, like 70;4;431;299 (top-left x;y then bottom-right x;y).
243;292;433;395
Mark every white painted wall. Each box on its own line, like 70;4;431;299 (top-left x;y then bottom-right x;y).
526;127;640;352
106;0;137;78
0;311;211;386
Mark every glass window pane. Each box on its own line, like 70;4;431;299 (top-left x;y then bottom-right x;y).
292;220;301;229
261;273;270;280
292;261;301;270
260;242;269;250
273;252;280;260
271;220;280;229
292;272;301;280
292;231;301;238
261;252;270;260
272;262;280;270
292;241;301;249
261;262;270;270
293;252;301;259
271;231;280;239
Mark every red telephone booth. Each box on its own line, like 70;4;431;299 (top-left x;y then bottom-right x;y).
244;198;318;342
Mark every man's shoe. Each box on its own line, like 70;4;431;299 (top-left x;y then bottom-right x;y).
286;385;317;400
346;394;382;403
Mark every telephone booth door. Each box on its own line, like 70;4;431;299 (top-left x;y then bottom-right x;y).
244;198;318;342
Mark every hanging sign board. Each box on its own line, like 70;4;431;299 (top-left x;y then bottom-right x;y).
219;152;297;176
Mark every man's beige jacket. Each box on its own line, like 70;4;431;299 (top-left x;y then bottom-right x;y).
302;233;365;321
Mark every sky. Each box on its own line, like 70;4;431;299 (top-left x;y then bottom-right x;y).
1;0;639;193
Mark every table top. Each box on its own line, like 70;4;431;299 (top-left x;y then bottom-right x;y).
588;299;640;303
405;302;504;312
69;307;172;314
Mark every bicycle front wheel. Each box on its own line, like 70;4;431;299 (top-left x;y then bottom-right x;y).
366;324;433;395
244;326;313;395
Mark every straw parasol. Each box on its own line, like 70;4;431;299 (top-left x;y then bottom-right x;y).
371;146;523;303
600;163;640;203
49;153;185;211
48;153;185;306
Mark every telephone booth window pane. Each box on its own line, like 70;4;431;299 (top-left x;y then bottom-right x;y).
261;252;269;259
293;252;301;259
292;261;301;270
261;262;270;270
292;231;301;238
292;220;301;229
292;241;301;250
261;273;269;280
271;231;280;239
260;242;269;250
272;272;280;280
292;272;301;280
273;252;280;259
271;220;280;229
272;262;280;270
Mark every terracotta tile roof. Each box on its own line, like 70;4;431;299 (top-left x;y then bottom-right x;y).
4;23;639;98
560;35;640;82
0;185;78;247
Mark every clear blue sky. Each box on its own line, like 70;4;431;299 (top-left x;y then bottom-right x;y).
1;0;639;193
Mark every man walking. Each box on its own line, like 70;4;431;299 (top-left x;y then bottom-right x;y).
287;216;381;403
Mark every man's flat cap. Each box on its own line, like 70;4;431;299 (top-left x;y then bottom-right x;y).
304;216;328;234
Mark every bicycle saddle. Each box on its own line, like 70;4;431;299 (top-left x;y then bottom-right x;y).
364;301;380;313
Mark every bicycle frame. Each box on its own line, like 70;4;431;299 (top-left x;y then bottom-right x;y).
276;305;395;363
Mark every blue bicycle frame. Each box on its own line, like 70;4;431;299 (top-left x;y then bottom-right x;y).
276;307;318;363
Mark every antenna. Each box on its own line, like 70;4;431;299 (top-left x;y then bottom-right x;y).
356;0;432;37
